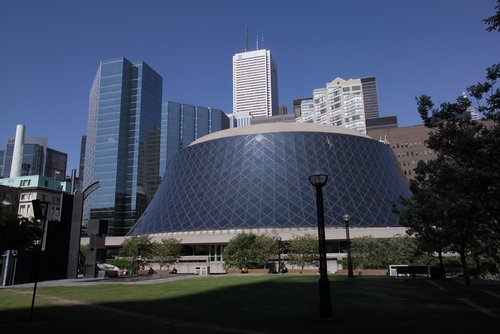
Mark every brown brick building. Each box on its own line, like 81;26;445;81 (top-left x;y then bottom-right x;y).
368;124;437;182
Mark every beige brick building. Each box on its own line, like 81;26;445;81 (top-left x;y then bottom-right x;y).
368;125;437;182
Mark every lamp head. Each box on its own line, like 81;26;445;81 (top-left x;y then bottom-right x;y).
309;172;328;187
343;213;351;222
31;199;48;220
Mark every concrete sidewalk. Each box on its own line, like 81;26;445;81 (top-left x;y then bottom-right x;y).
1;273;199;288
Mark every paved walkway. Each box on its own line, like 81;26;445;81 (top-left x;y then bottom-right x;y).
1;274;201;288
1;272;268;289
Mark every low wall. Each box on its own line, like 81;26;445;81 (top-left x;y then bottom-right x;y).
287;269;318;274
141;263;226;275
335;269;387;276
137;269;171;276
227;268;269;274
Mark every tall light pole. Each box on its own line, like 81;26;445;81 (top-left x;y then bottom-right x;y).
309;172;332;319
30;199;48;324
343;213;354;278
76;181;100;279
277;236;282;273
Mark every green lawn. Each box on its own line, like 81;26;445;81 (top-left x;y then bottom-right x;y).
1;275;499;333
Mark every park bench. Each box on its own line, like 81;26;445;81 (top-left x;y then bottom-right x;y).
396;265;429;278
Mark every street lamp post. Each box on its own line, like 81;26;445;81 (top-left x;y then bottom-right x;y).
277;237;282;273
343;213;354;278
29;199;48;324
309;172;332;319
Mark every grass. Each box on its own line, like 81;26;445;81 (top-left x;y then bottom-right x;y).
1;275;500;333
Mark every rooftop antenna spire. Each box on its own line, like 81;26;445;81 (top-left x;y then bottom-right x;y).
245;25;249;51
256;34;259;50
261;33;264;49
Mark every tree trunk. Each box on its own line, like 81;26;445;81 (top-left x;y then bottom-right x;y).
437;250;444;269
459;250;470;286
437;249;445;278
474;254;481;276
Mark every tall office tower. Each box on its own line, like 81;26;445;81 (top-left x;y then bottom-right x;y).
0;125;67;180
45;148;68;179
83;58;162;236
232;49;279;120
159;101;230;176
295;76;381;134
0;149;3;177
360;77;380;119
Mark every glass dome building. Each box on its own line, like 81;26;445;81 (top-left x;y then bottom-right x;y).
131;123;410;236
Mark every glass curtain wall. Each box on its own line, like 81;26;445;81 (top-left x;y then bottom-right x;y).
83;58;162;236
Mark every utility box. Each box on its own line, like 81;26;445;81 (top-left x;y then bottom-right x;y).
194;266;210;275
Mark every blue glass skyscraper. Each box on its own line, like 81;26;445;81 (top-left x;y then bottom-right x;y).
0;136;67;181
83;58;162;236
159;102;229;176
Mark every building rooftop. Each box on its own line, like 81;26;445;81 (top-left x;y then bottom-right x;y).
0;175;72;192
191;123;370;146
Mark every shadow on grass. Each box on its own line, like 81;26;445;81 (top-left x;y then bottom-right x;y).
1;276;499;334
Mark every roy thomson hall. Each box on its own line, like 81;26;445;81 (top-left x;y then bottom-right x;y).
89;123;411;274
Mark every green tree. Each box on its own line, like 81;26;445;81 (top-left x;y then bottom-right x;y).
484;0;500;32
222;233;277;270
350;236;417;269
396;183;449;272
106;258;135;273
0;215;41;253
255;233;279;270
150;237;182;270
286;234;318;272
396;4;500;284
398;151;481;284
467;67;500;264
119;235;154;273
400;66;499;285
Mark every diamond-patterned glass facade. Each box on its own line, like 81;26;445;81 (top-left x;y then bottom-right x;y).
131;129;410;235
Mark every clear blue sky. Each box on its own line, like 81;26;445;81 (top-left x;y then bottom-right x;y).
0;0;498;173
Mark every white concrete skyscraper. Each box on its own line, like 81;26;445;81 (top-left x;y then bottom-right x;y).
232;49;279;120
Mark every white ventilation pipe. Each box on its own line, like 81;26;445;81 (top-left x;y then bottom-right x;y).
10;124;25;178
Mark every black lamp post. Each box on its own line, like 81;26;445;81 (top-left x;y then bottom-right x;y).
30;199;48;324
277;236;282;273
309;172;332;319
343;213;354;278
